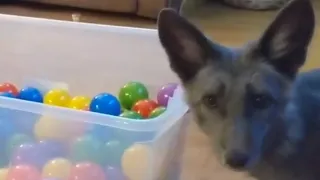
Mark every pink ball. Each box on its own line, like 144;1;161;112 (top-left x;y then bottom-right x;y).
157;83;178;107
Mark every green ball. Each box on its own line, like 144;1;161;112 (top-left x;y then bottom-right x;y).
149;106;166;118
120;111;143;119
71;134;105;165
118;82;149;110
6;133;33;157
103;140;129;166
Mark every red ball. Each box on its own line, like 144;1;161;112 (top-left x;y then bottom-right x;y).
0;82;18;96
7;165;41;180
68;162;106;180
132;99;158;118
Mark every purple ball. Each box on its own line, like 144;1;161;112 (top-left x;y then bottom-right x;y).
11;140;66;169
11;143;46;168
38;140;66;159
157;83;178;107
105;166;128;180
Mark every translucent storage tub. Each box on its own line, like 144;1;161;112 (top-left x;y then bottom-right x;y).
0;14;189;180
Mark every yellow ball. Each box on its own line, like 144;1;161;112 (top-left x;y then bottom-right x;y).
68;96;91;110
34;116;65;141
42;158;72;179
44;89;71;107
34;116;86;142
0;168;8;180
121;144;152;180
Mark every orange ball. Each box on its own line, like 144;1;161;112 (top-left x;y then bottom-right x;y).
7;165;41;180
0;82;18;96
132;99;158;118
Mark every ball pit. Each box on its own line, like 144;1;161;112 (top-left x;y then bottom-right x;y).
0;81;182;180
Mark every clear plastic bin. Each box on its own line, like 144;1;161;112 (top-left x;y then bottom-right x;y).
0;14;189;180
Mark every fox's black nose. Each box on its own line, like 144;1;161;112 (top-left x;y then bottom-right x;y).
225;151;249;169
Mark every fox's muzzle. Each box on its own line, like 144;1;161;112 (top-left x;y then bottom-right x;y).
224;118;269;170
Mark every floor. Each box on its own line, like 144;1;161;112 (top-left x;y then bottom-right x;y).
0;1;320;180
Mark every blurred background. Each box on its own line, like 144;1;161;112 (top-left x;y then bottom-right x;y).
0;0;317;69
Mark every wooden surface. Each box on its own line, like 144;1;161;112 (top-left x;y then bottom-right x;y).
0;2;320;179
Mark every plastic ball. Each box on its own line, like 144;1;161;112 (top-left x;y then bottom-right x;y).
103;140;128;167
18;87;43;103
7;165;41;180
90;93;121;116
105;166;127;180
132;99;158;118
11;143;44;168
121;144;152;180
0;92;15;98
121;106;127;113
34;116;86;142
68;96;91;110
42;158;72;179
38;140;66;159
148;107;166;118
88;124;114;142
44;89;71;107
0;83;18;96
70;135;105;165
157;83;178;107
0;168;8;180
68;162;106;180
34;116;65;141
119;111;142;119
6;133;33;158
119;82;149;110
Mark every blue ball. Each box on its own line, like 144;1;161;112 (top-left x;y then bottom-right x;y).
0;92;15;98
90;93;121;116
18;87;43;103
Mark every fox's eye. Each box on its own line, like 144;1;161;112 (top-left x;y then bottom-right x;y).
203;95;218;108
251;94;273;109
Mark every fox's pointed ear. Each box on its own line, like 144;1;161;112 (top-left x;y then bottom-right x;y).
257;0;315;79
157;9;221;82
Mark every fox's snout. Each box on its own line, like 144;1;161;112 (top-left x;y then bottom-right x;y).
225;150;250;170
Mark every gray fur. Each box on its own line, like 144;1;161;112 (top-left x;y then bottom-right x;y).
157;0;320;179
